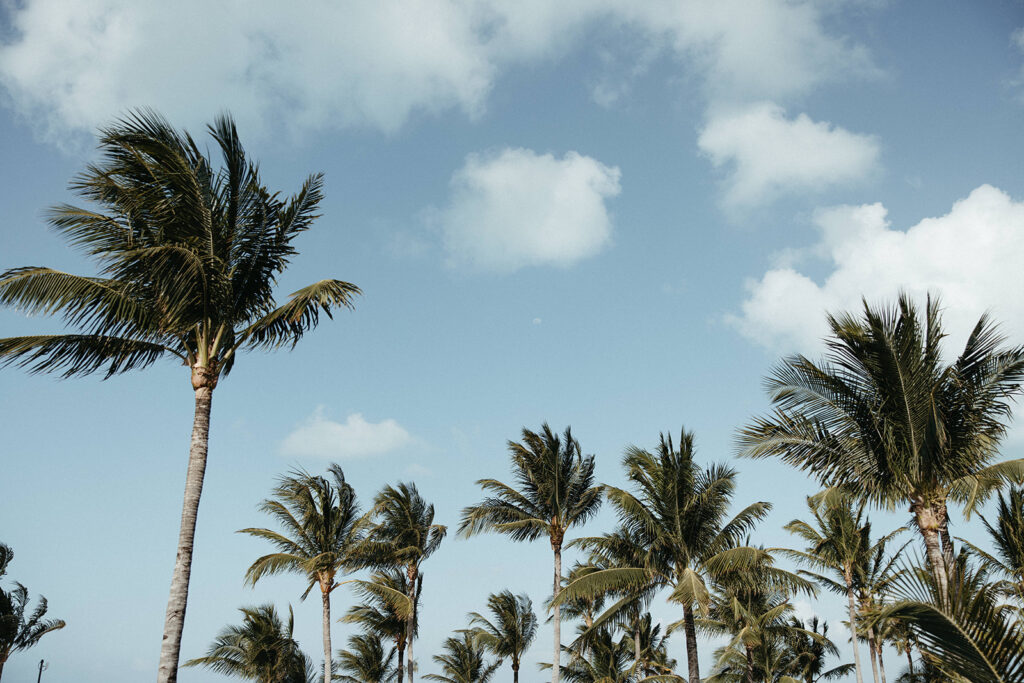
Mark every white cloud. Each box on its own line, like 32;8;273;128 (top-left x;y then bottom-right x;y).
437;148;621;272
280;408;412;460
698;102;881;209
0;0;873;140
729;185;1024;353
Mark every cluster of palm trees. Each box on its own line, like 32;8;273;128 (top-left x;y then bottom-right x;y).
3;112;1024;682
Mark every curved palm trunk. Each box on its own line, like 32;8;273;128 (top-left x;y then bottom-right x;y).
846;585;866;683
681;602;700;683
157;384;213;683
913;503;949;597
0;657;5;682
552;540;562;683
321;585;333;683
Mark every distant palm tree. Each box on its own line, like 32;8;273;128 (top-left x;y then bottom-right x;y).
559;428;770;683
460;424;603;683
361;483;446;683
343;569;419;683
336;633;398;683
240;465;364;683
184;604;313;683
622;613;676;678
424;632;501;683
550;629;636;683
783;618;853;683
0;544;65;682
739;295;1024;597
468;591;538;683
960;485;1024;611
0;111;360;683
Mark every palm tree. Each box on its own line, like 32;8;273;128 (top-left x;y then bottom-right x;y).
183;604;314;683
336;633;398;683
559;428;771;683
783;618;852;683
240;464;364;683
361;483;446;683
468;591;538;683
551;629;636;683
621;613;676;678
0;545;66;682
459;423;603;683
960;485;1024;611
342;569;419;683
738;295;1024;596
0;111;360;682
424;632;501;683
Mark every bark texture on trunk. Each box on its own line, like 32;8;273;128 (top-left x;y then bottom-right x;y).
321;586;332;683
876;641;887;683
157;385;213;683
846;584;866;683
633;623;641;674
744;645;755;683
939;503;955;568
913;502;950;598
397;638;405;683
681;602;701;683
552;541;562;683
866;629;880;683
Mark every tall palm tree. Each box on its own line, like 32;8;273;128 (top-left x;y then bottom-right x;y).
0;545;65;682
558;428;771;683
183;604;314;683
0;111;360;682
336;633;398;683
361;483;446;683
424;632;501;683
342;569;419;683
738;295;1024;596
240;464;364;683
468;591;538;683
960;485;1024;611
459;424;603;683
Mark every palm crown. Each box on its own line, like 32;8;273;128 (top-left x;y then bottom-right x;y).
468;591;538;683
0;543;66;682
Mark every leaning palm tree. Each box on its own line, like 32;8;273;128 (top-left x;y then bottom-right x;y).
459;423;603;683
0;111;360;682
360;483;446;683
184;604;314;683
0;556;66;682
336;633;398;683
343;569;419;683
558;428;771;683
240;464;364;683
739;295;1024;596
960;485;1024;611
468;591;538;683
424;632;501;683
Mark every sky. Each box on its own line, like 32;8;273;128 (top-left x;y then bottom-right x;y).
2;1;1024;681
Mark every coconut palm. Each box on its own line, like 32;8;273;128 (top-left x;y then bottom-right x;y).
468;591;538;683
360;483;446;683
0;547;66;682
549;629;636;683
621;613;676;678
855;534;907;683
0;111;360;682
343;569;419;683
336;633;398;683
559;428;771;683
960;485;1024;611
184;604;314;683
459;424;603;683
783;618;852;683
424;632;501;683
738;295;1024;597
240;464;364;683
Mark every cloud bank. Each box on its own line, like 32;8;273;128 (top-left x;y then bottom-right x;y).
280;408;412;460
729;185;1024;354
438;148;621;272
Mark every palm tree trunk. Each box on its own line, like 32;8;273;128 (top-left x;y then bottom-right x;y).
157;384;213;683
846;585;866;683
512;661;520;683
321;585;333;683
681;602;700;683
397;637;405;683
938;504;954;568
912;502;949;597
0;657;5;682
552;540;562;683
407;566;417;683
744;644;755;683
633;621;641;674
876;640;887;683
866;629;880;683
905;648;913;679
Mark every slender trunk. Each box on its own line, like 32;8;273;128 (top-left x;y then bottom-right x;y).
866;628;880;683
512;660;519;683
407;566;417;683
913;502;949;598
157;384;214;683
322;585;332;683
681;602;700;683
397;637;405;683
876;640;887;683
552;539;563;683
744;645;754;683
633;622;641;673
0;657;5;682
906;648;913;679
846;584;866;683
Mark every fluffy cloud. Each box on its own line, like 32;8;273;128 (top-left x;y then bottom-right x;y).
280;408;412;460
437;148;621;272
729;185;1024;353
0;0;872;140
698;102;881;209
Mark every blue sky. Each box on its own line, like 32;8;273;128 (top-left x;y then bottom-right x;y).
2;1;1024;681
